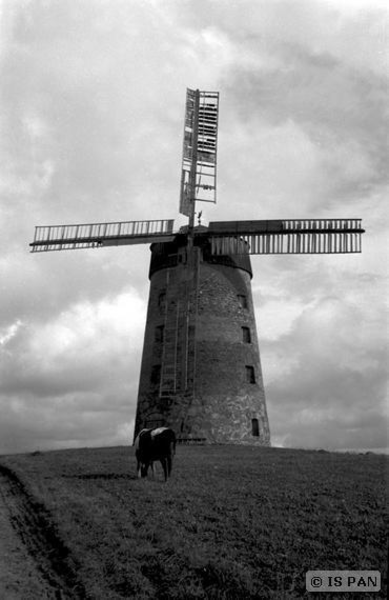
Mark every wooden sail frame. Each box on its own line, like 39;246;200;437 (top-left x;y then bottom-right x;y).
30;219;175;252
206;219;365;255
179;89;219;219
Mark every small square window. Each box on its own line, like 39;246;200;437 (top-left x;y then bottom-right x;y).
242;326;251;343
155;325;164;343
158;291;166;314
252;418;259;437
151;365;161;385
245;366;256;384
238;294;248;309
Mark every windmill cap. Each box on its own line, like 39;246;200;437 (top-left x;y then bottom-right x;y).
178;224;209;234
149;229;253;280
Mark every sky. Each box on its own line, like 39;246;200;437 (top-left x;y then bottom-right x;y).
0;0;388;455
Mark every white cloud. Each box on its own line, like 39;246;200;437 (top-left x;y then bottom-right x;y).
0;318;23;346
255;295;308;342
29;291;145;357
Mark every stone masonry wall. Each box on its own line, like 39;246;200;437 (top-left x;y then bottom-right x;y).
134;237;271;445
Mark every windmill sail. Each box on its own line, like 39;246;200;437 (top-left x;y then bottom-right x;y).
179;89;219;217
30;219;175;252
207;219;364;255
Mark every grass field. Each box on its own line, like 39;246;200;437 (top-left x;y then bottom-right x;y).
0;445;387;599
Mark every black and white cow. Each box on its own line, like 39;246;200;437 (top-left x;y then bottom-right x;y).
134;427;176;481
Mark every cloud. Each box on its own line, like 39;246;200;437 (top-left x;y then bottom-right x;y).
0;290;145;453
261;275;387;451
1;289;146;394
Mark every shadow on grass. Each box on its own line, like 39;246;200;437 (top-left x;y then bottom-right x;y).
63;473;138;481
62;473;172;483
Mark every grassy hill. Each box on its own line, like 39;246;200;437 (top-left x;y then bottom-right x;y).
0;445;387;599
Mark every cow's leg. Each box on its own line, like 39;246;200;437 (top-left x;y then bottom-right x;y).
161;458;168;481
140;461;150;478
150;461;155;479
166;455;172;478
137;460;142;478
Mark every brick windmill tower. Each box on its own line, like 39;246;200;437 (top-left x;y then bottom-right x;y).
30;88;365;445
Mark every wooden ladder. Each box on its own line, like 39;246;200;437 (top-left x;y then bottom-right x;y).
159;268;181;397
159;248;200;399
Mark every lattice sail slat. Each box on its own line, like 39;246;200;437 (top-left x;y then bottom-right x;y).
207;219;364;255
30;219;175;252
179;89;220;217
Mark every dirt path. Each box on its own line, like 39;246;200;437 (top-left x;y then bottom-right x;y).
0;469;56;598
0;465;86;599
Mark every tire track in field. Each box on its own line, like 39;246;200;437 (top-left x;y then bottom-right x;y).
0;464;87;599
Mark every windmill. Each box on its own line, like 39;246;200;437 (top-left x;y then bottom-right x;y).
30;88;365;445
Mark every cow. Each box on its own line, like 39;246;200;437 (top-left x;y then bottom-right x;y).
134;427;176;481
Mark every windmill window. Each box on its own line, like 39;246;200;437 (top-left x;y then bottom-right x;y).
155;325;164;343
158;291;166;313
150;365;161;385
242;326;251;343
238;294;248;309
245;366;256;384
252;418;259;437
